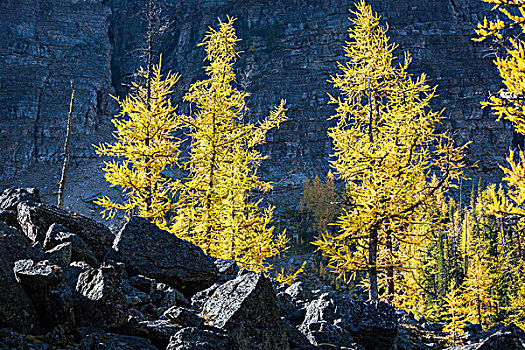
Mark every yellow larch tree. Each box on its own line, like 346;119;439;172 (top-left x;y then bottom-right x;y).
463;253;495;330
442;281;468;346
314;0;466;302
475;0;525;218
94;59;182;226
168;17;288;273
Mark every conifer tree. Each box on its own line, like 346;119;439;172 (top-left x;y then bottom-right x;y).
443;281;468;346
314;0;466;302
168;17;288;273
94;59;182;225
463;254;495;329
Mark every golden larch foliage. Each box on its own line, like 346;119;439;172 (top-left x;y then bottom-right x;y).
167;17;288;273
313;0;466;302
94;58;182;226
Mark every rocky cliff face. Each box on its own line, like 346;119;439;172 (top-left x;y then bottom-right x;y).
0;0;511;186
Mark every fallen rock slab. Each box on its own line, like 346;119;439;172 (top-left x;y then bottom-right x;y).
202;270;289;350
167;327;233;350
74;264;129;329
43;223;99;267
13;259;75;332
0;188;41;211
17;202;114;260
105;217;220;298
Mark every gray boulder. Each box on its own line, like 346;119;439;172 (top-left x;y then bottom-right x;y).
299;293;397;350
167;327;233;350
0;188;41;211
299;293;357;349
105;217;220;297
202;270;289;350
77;332;158;350
74;264;129;329
43;223;99;267
162;306;203;328
0;223;43;334
119;318;182;349
16;202;114;260
42;242;72;267
13;259;75;332
446;323;525;350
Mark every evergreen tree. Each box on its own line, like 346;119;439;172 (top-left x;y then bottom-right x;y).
463;253;495;329
314;0;466;302
443;281;468;346
169;17;288;273
95;59;182;225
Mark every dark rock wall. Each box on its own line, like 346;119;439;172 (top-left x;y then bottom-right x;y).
0;0;113;178
0;0;511;185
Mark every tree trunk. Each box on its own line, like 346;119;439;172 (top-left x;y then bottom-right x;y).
57;81;75;209
386;230;394;304
369;226;379;302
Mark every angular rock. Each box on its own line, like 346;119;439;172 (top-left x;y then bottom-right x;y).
167;327;233;350
152;282;190;310
448;323;525;350
0;328;68;350
300;293;397;350
202;270;289;350
74;264;128;329
285;281;312;302
43;223;99;267
0;222;40;267
0;254;43;334
338;298;398;350
13;259;75;332
191;283;221;313
0;188;41;211
78;332;158;350
162;306;204;328
105;217;220;297
0;209;19;228
42;242;72;267
299;294;357;349
119;318;182;349
16;202;114;260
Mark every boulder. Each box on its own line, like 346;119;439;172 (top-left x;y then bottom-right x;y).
337;298;398;350
78;332;158;350
202;270;289;350
301;322;359;349
167;327;233;350
0;209;19;228
285;281;313;303
74;264;129;329
13;259;75;332
0;223;44;334
119;318;182;349
43;223;99;267
42;242;72;267
448;323;525;350
300;293;397;350
16;202;114;260
0;255;43;334
162;306;204;328
105;217;220;297
151;282;190;312
0;222;41;267
0;188;41;211
299;293;357;348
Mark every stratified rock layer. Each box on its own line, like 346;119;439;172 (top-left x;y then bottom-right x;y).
0;0;514;186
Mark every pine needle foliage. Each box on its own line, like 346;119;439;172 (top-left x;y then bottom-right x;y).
94;59;182;226
442;281;468;346
168;17;288;273
313;0;466;302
